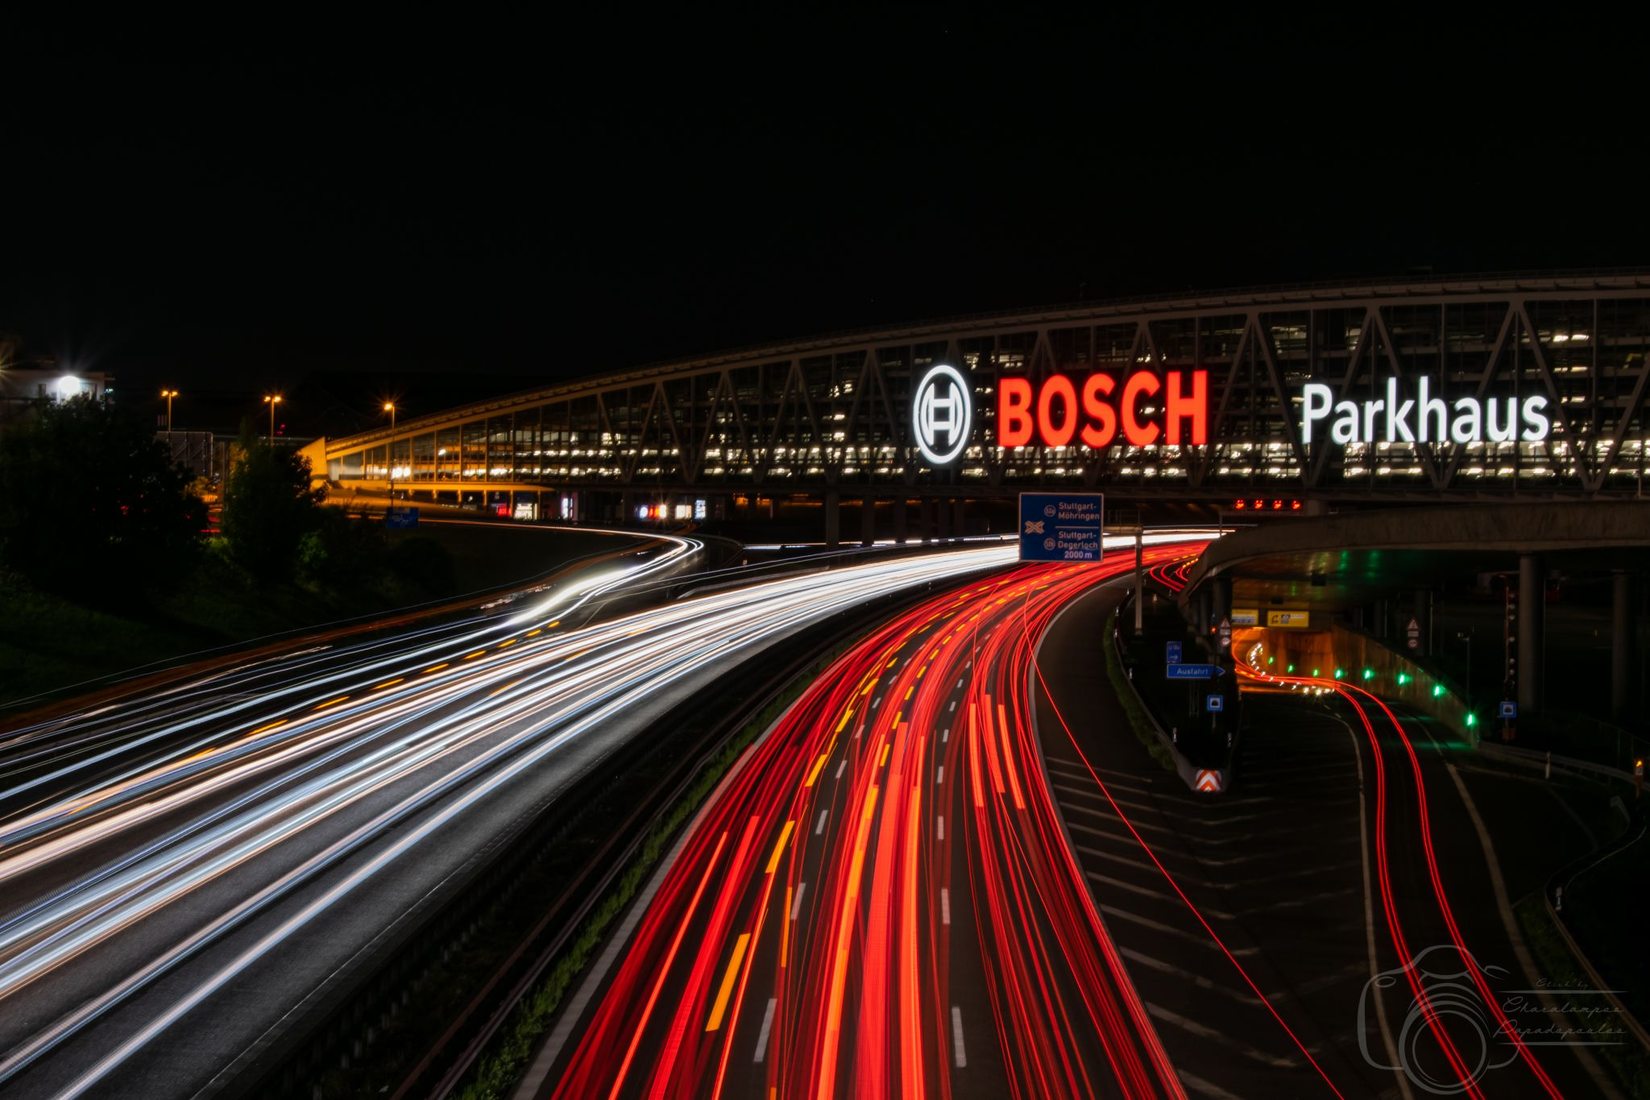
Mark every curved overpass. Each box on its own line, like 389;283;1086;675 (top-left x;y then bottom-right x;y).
322;272;1650;536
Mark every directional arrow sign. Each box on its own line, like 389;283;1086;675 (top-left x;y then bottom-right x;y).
1194;769;1222;792
1166;663;1225;680
1165;641;1183;664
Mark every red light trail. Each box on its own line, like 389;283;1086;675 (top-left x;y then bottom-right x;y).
554;546;1201;1098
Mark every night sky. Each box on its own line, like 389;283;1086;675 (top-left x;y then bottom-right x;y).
3;16;1646;436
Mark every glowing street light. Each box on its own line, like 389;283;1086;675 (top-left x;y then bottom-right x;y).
262;394;283;443
383;402;397;497
160;389;178;433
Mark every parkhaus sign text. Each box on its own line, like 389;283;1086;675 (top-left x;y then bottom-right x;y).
1301;378;1551;446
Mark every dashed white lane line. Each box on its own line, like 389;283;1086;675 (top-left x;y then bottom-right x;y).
1178;1068;1245;1099
791;882;807;919
942;727;950;743
815;809;828;835
949;700;957;712
753;997;777;1062
1145;1003;1297;1069
1118;947;1262;1006
1083;871;1234;919
936;815;945;841
835;760;847;780
941;887;951;925
1098;905;1258;955
936;765;945;785
950;1005;967;1067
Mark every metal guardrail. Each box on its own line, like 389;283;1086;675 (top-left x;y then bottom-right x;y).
1475;741;1634;785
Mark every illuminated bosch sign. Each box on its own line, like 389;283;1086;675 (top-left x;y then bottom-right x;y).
1302;378;1551;445
998;370;1209;448
912;363;973;465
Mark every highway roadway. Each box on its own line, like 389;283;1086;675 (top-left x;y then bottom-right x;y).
545;541;1616;1099
0;533;1024;1098
547;540;1201;1099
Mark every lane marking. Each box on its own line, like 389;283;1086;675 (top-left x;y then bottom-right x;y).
942;727;949;743
941;887;951;925
791;882;807;919
1144;1003;1296;1068
936;815;945;841
950;1006;967;1068
948;700;957;712
753;997;777;1062
705;932;752;1032
815;809;829;836
936;765;945;785
835;760;847;780
765;820;796;874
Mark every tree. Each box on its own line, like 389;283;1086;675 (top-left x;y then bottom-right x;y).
0;395;204;598
220;436;327;582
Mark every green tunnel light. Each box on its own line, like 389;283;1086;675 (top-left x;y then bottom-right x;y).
1311;667;1320;677
1361;668;1375;681
1333;667;1345;679
1267;656;1275;666
1287;663;1296;673
1465;712;1478;727
1396;672;1411;685
1431;684;1446;698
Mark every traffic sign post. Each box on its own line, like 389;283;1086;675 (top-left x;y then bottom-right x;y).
1406;617;1420;651
1018;493;1103;563
1166;663;1225;680
1166;641;1183;665
1217;616;1231;650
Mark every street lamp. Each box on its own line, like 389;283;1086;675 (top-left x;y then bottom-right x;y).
160;388;178;433
262;394;283;443
383;402;397;498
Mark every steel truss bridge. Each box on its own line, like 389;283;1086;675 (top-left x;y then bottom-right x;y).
324;272;1650;536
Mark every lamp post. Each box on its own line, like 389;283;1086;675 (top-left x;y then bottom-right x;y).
262;394;283;443
160;389;178;433
383;402;397;499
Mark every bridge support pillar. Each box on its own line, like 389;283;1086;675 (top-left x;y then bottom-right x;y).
1413;589;1432;657
1518;553;1545;715
893;497;908;545
1613;570;1634;722
823;490;841;548
953;499;966;539
860;495;876;546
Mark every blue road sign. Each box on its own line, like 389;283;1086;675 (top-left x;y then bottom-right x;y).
1018;492;1103;563
384;506;421;530
1498;700;1518;720
1166;663;1225;680
1206;694;1225;713
1166;641;1183;664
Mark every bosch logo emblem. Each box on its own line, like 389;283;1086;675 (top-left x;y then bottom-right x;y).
912;364;972;466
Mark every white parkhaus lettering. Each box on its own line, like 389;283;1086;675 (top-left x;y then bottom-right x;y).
1300;377;1550;446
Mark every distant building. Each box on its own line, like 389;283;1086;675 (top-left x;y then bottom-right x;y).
0;364;116;422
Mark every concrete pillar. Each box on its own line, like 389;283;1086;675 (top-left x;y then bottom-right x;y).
1518;553;1544;714
1413;589;1432;657
893;497;908;545
1211;576;1233;625
936;497;951;540
823;489;840;548
953;499;966;539
860;495;876;546
1133;529;1144;632
1613;570;1634;722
